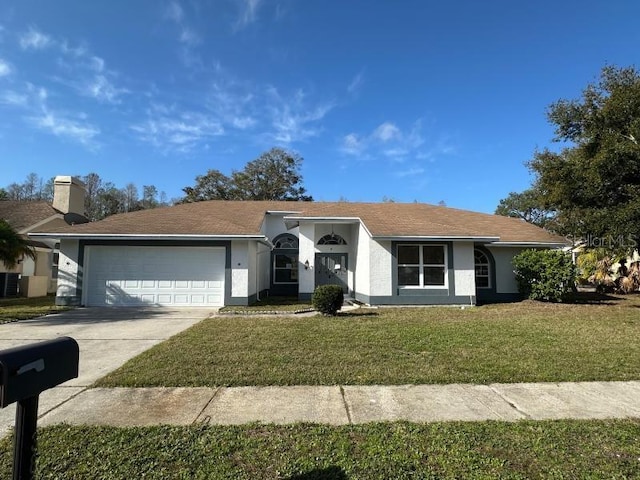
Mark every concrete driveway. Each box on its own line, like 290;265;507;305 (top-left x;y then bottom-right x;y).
0;307;212;436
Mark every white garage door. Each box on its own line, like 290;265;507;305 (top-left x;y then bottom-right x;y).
85;246;226;306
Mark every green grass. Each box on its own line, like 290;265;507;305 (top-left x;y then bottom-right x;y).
0;420;639;478
220;296;313;313
0;295;71;324
97;296;640;387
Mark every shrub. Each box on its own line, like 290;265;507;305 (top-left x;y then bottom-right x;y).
312;285;344;315
512;249;576;302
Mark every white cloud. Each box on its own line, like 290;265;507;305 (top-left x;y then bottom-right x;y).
340;133;364;155
0;90;28;106
179;28;200;46
208;79;257;130
165;1;184;22
267;87;335;143
234;0;263;30
372;122;401;142
131;106;224;152
347;71;364;94
0;82;100;148
30;111;100;146
165;1;201;46
89;56;105;73
60;41;88;57
19;27;52;50
83;74;128;104
340;119;450;165
0;59;12;77
18;28;128;105
395;167;425;178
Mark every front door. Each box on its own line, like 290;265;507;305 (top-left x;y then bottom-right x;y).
315;253;348;293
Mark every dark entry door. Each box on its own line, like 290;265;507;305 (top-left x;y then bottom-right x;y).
315;253;348;293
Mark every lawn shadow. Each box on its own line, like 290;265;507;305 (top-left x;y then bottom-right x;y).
337;310;379;317
285;466;348;480
564;292;625;305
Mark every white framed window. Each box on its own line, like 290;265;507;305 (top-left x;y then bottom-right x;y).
397;244;447;288
474;249;491;289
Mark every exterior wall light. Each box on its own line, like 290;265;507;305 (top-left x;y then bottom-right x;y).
304;260;310;270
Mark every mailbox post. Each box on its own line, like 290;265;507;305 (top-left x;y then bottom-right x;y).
0;337;79;480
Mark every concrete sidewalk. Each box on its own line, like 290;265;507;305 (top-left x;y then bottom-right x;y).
0;381;634;432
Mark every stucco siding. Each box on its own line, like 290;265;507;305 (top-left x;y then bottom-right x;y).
453;241;475;297
262;213;300;240
354;223;370;297
370;239;392;296
231;240;249;298
487;246;522;294
57;239;80;300
247;241;257;297
257;243;270;295
298;222;315;295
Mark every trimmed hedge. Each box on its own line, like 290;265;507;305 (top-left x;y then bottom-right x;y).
512;249;576;302
312;285;344;315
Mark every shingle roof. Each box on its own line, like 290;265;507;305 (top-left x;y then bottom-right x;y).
0;201;59;232
30;200;567;245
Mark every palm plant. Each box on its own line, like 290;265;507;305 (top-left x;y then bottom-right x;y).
0;219;35;269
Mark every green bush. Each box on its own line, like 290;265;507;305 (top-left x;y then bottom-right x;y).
512;249;576;302
312;285;344;315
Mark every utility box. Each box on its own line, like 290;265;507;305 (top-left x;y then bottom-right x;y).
0;337;79;408
0;273;19;297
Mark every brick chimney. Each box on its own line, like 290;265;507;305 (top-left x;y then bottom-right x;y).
53;176;86;216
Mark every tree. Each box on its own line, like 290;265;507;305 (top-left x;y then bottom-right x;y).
0;220;35;269
2;173;54;201
142;185;156;209
497;65;640;250
121;183;140;213
182;170;234;202
181;147;313;202
495;188;554;228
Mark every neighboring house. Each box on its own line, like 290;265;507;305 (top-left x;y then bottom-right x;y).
0;176;88;297
29;201;567;307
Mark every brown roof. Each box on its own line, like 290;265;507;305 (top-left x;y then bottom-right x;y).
0;201;59;232
30;200;567;245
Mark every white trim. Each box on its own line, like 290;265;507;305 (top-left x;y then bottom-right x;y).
29;233;268;241
488;242;567;247
397;243;449;289
375;235;500;242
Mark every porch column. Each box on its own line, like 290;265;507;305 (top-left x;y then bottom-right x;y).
298;222;315;299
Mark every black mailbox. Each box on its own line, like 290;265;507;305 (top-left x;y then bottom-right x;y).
0;336;79;408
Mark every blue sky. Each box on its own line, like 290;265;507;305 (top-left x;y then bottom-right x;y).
1;1;639;212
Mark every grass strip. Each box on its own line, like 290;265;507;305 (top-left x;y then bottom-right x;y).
0;420;638;479
0;296;71;324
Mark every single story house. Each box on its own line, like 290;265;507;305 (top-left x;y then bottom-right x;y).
1;176;88;297
30;200;567;307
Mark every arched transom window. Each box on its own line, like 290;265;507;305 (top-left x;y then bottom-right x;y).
273;234;298;249
318;234;347;245
474;249;491;289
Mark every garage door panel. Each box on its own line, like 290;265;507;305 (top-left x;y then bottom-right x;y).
86;246;226;307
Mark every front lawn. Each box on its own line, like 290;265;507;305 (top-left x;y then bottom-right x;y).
0;295;71;324
0;420;638;478
97;296;640;387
